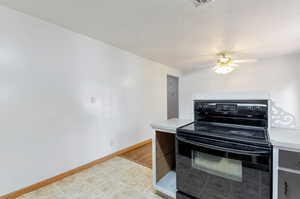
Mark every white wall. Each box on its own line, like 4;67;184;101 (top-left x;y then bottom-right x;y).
179;53;300;129
0;6;180;195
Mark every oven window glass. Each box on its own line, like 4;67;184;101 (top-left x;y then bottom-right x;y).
192;150;243;182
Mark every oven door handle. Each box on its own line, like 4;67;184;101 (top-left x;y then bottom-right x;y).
176;136;270;156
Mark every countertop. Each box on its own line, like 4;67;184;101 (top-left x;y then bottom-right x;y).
269;127;300;150
151;118;193;133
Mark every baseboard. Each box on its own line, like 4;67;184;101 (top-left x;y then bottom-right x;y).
0;139;152;199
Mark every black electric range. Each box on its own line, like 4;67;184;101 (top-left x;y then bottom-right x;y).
176;100;272;199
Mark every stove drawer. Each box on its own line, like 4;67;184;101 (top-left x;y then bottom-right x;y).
279;150;300;171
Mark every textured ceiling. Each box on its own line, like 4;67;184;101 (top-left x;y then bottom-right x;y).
0;0;300;71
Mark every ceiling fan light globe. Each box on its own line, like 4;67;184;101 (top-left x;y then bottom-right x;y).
214;65;234;74
219;57;230;63
228;63;239;67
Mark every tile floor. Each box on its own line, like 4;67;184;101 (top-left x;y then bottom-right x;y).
17;157;164;199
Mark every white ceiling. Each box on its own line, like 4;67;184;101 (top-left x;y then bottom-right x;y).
1;0;300;72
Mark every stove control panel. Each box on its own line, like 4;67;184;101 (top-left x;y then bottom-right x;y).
194;100;268;128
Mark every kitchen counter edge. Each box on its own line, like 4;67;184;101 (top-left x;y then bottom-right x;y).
151;118;193;134
270;127;300;150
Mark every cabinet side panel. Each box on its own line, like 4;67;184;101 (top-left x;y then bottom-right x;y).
156;132;175;181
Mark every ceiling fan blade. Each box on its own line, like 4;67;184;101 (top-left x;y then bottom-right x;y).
182;63;215;75
232;59;257;63
176;54;216;66
198;62;215;69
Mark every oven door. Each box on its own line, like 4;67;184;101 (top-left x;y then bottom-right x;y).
176;135;272;199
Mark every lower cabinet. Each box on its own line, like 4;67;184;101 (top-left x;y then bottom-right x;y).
278;170;300;199
153;131;176;198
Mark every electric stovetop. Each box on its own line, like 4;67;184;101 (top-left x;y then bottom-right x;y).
177;122;270;147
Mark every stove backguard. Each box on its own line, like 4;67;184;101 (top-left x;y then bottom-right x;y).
194;100;268;128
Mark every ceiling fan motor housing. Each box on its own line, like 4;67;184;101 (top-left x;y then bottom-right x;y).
191;0;214;7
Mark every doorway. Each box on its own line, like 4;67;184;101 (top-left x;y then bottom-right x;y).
167;75;179;119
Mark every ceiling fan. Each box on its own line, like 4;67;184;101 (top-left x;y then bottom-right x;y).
191;0;215;7
211;52;257;74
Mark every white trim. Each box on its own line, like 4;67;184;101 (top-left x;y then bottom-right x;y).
273;147;279;199
153;128;176;134
278;167;300;175
276;146;300;153
153;184;176;198
152;130;157;188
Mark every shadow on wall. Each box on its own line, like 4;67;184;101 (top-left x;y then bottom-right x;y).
271;101;297;128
